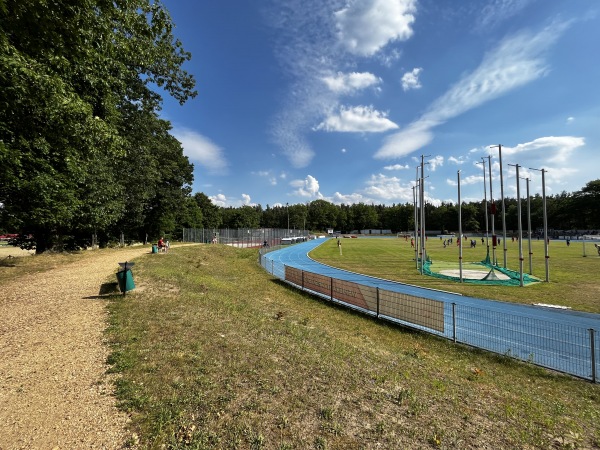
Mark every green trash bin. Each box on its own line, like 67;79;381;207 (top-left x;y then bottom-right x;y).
116;268;135;293
152;244;158;254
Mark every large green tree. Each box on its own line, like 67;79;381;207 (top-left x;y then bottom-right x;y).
0;0;196;252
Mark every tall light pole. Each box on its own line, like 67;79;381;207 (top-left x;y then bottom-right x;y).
510;164;524;286
412;184;419;269
286;202;289;236
420;154;430;274
490;144;507;267
457;170;463;283
477;158;489;259
523;176;533;275
530;167;549;282
487;155;497;265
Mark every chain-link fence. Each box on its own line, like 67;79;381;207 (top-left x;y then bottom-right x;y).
182;228;310;248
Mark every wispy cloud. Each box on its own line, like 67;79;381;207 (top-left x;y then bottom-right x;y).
266;0;418;167
173;127;228;174
476;0;537;32
401;67;423;91
315;105;398;132
375;22;570;159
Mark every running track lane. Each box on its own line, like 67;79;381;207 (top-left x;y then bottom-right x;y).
262;238;600;381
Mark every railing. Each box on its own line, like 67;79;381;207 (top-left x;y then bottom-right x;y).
259;252;599;383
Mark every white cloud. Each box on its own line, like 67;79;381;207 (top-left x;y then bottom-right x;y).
428;155;444;171
384;163;410;170
322;72;381;94
503;136;585;165
242;194;253;205
341;148;347;153
401;67;423;91
363;174;412;201
566;116;575;124
290;175;323;198
329;191;370;205
173;127;228;174
375;22;569;159
448;156;467;165
209;193;256;208
315;105;399;132
209;193;228;207
335;0;417;57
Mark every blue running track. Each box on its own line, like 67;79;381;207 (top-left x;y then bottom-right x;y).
262;238;600;381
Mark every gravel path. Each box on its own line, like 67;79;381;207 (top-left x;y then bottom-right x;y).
0;246;150;449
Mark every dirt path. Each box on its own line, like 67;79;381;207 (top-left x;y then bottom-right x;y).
0;246;150;450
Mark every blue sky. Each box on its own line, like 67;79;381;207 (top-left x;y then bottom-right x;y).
159;0;600;208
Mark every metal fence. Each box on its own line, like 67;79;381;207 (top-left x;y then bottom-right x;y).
182;228;309;248
259;248;599;382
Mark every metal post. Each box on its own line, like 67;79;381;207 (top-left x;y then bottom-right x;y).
457;171;463;282
525;177;533;275
420;156;426;272
491;145;508;268
376;287;380;318
530;167;550;282
412;185;419;269
590;328;597;383
510;164;524;287
452;303;457;343
488;156;497;265
478;158;489;258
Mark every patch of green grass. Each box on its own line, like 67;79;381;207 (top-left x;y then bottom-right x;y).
102;243;599;449
310;237;600;312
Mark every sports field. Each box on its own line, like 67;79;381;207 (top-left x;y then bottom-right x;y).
309;236;600;313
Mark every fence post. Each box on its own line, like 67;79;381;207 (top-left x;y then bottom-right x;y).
330;277;333;302
452;303;457;343
376;287;380;318
590;328;597;383
302;271;305;291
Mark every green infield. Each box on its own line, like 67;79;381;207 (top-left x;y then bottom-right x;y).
309;236;600;313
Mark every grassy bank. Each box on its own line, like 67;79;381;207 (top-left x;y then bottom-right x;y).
310;237;600;313
104;244;599;449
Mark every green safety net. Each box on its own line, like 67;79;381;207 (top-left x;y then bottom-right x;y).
421;254;540;286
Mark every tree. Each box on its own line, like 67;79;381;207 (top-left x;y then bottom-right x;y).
0;0;197;252
193;193;222;229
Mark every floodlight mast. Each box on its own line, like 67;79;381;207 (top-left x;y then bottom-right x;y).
529;167;549;282
477;159;489;256
457;170;463;283
510;164;524;287
487;155;497;265
490;144;507;267
412;184;419;269
521;176;533;275
420;155;430;275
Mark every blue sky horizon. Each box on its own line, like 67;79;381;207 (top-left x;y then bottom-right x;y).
159;0;600;208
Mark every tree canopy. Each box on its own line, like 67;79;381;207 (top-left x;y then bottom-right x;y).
0;0;198;251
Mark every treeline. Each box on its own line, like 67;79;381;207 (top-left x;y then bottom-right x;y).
189;180;600;236
0;0;197;252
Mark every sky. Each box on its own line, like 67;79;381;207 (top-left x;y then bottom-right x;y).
158;0;600;208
